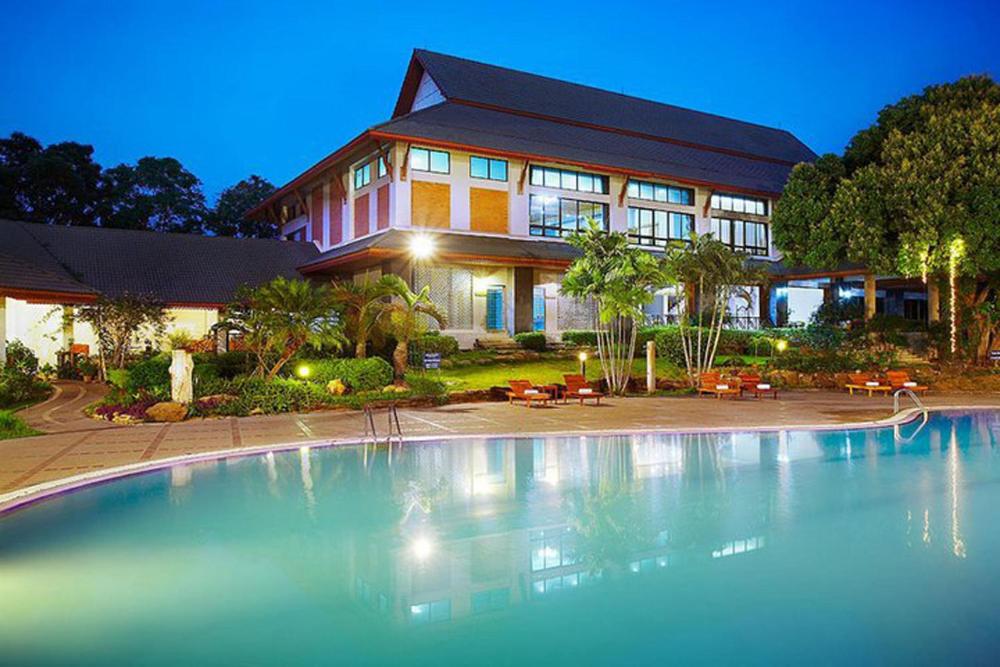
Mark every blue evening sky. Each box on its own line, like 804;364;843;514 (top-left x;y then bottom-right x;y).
1;0;997;199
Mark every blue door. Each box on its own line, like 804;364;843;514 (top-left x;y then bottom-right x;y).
533;287;546;332
486;286;505;331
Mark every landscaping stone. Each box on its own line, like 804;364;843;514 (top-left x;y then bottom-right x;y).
147;401;188;423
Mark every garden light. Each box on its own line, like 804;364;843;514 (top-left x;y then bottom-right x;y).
949;237;965;355
775;339;788;353
296;364;312;379
578;351;588;376
410;233;435;259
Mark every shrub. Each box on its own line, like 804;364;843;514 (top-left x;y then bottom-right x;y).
769;349;858;373
404;373;448;397
562;330;597;346
0;368;45;407
299;357;393;392
5;340;38;376
409;332;460;358
197;351;253;379
94;397;158;422
126;355;171;399
196;377;333;415
514;332;547;351
107;368;130;389
193;363;220;386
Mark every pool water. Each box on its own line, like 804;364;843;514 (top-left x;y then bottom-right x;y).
2;411;1000;665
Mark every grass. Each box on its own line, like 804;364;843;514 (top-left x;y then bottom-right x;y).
412;355;687;392
0;410;41;440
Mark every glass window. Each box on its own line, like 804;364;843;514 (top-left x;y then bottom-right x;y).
492;159;507;181
628;206;693;247
411;147;449;174
377;158;387;178
627;179;694;206
710;217;769;256
529;195;607;237
354;163;371;189
711;193;768;216
530;166;607;194
470;156;489;179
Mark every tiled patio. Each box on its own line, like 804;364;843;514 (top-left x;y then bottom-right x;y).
3;386;1000;507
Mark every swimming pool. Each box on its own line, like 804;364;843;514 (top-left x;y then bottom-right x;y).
2;410;999;665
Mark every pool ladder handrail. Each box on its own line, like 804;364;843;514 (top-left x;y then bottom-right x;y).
892;387;926;415
362;400;403;443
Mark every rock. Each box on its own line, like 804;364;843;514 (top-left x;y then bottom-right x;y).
146;401;188;423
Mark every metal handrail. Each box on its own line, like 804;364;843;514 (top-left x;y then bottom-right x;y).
893;388;926;414
894;409;929;444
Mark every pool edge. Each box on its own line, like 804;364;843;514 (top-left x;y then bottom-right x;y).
1;404;994;516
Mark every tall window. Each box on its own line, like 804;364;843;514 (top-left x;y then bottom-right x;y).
353;163;371;189
413;265;473;329
627;180;693;205
710;193;768;216
470;156;508;181
529;195;608;237
411;147;450;174
627;207;693;247
530;166;608;194
377;157;387;178
710;218;770;256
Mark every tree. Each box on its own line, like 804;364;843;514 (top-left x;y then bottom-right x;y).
102;156;208;233
772;75;1000;361
207;175;278;238
561;224;670;395
0;132;104;226
76;295;169;377
222;277;343;379
331;276;398;358
665;234;762;385
382;275;445;382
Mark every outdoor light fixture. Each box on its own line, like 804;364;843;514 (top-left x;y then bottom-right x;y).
775;339;788;353
578;351;588;376
410;233;435;260
411;536;434;561
296;364;312;379
949;237;965;355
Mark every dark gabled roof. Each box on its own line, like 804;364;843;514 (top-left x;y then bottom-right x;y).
300;228;582;273
374;102;796;195
398;50;817;166
0;220;320;305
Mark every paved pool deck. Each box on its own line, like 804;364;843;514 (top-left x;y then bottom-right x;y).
3;382;1000;511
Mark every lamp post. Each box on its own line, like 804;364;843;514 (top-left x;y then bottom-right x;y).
578;351;587;377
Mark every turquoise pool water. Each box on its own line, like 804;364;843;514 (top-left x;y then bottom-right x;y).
2;411;1000;665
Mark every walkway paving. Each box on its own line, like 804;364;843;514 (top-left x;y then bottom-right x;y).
17;381;114;433
3;388;999;510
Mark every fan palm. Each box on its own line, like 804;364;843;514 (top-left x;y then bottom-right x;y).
381;275;446;381
330;275;398;358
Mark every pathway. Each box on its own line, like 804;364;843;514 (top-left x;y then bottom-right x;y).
16;381;115;433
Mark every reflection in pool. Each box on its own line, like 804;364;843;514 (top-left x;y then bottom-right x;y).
2;411;1000;665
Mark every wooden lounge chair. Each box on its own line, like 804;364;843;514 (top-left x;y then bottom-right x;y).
562;374;604;405
698;372;740;399
507;380;552;407
738;373;778;399
845;373;891;397
886;371;929;394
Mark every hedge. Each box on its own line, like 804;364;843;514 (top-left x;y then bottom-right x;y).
514;332;547;351
300;357;393;391
196;377;334;415
561;330;597;346
409;332;460;358
126;355;171;399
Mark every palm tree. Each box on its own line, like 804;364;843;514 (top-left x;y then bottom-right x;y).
330;276;398;358
224;277;343;379
382;275;446;381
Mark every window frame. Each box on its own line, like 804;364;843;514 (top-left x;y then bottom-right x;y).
353;162;372;189
529;194;609;238
627;206;694;247
529;166;608;195
710;192;768;216
710;217;770;256
470;155;509;182
411;147;451;174
626;180;694;206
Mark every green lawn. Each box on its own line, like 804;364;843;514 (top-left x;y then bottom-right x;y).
0;410;41;440
413;355;686;392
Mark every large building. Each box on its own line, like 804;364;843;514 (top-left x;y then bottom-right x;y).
251;50;821;347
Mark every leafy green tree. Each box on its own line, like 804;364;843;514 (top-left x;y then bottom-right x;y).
102;156;208;233
770;154;845;268
223;277;343;379
76;295;169;377
331;275;398;358
208;175;277;238
665;234;762;385
382;275;446;382
561;224;670;395
0;132;104;226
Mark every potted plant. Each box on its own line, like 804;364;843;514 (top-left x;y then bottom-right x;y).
78;357;98;383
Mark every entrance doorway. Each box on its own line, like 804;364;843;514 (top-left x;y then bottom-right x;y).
486;286;505;331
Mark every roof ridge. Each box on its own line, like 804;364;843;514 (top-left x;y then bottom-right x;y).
413;49;806;144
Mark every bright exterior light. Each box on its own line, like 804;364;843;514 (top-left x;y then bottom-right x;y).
578;352;588;362
775;340;788;353
296;364;311;379
949;237;965;355
410;233;435;259
411;536;434;561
